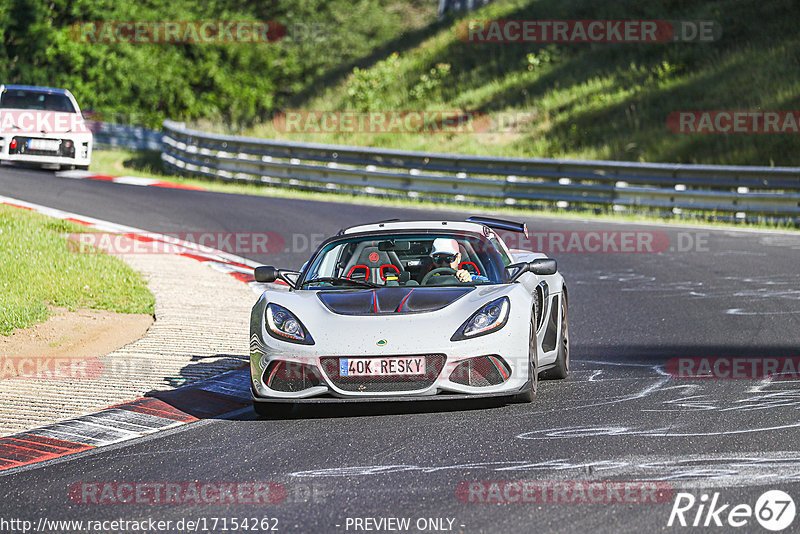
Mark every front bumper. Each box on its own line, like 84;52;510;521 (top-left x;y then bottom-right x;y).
250;343;529;401
251;382;530;403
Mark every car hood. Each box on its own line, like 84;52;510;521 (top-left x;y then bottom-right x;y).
317;287;473;315
256;283;530;356
256;283;533;356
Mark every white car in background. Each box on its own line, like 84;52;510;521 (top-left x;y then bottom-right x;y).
0;85;92;170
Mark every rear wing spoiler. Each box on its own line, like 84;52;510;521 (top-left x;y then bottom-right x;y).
466;216;528;238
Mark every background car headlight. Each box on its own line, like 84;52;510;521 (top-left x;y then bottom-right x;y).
451;297;510;341
265;303;314;344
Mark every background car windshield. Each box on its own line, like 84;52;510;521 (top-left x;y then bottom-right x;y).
0;90;76;113
301;233;506;288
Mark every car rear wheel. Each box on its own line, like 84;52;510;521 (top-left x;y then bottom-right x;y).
541;291;569;380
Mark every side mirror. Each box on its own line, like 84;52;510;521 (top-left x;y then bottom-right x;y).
506;258;557;281
530;258;557;275
254;266;278;283
505;262;530;282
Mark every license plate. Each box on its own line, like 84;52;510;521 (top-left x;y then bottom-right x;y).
28;139;60;151
339;357;426;377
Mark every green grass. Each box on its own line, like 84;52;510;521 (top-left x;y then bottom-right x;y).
91;149;167;180
238;0;800;166
90;149;798;231
0;205;155;335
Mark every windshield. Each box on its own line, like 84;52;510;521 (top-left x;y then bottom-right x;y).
300;233;507;289
0;90;77;113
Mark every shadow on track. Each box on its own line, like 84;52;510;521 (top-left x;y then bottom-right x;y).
249;396;510;421
142;343;800;422
142;353;515;421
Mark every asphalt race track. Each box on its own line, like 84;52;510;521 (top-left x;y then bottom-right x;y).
2;166;800;533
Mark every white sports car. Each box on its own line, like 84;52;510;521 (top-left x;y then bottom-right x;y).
249;217;568;412
0;85;92;170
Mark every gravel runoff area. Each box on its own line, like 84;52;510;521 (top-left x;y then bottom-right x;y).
0;244;256;436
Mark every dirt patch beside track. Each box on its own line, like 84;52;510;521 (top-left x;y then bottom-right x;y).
0;307;153;365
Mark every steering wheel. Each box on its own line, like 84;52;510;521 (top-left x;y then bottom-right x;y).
421;267;458;285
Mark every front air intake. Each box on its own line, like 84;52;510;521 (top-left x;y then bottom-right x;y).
263;361;323;392
449;355;510;387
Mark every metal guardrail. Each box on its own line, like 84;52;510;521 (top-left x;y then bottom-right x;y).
89;121;162;151
161;120;800;218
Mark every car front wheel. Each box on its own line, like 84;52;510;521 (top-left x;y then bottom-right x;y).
541;291;569;380
511;309;539;403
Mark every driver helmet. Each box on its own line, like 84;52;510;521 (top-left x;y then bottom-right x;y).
430;238;460;265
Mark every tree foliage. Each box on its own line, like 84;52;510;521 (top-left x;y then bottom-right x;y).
0;0;434;128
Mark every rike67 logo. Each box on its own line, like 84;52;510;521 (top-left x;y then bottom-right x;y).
668;490;796;531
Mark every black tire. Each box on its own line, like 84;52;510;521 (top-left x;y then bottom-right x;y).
541;290;569;380
76;165;90;171
511;310;539;403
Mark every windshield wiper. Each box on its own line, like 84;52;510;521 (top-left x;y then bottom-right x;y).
301;277;379;288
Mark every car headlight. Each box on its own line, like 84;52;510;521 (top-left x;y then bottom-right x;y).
451;297;510;341
265;303;314;345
